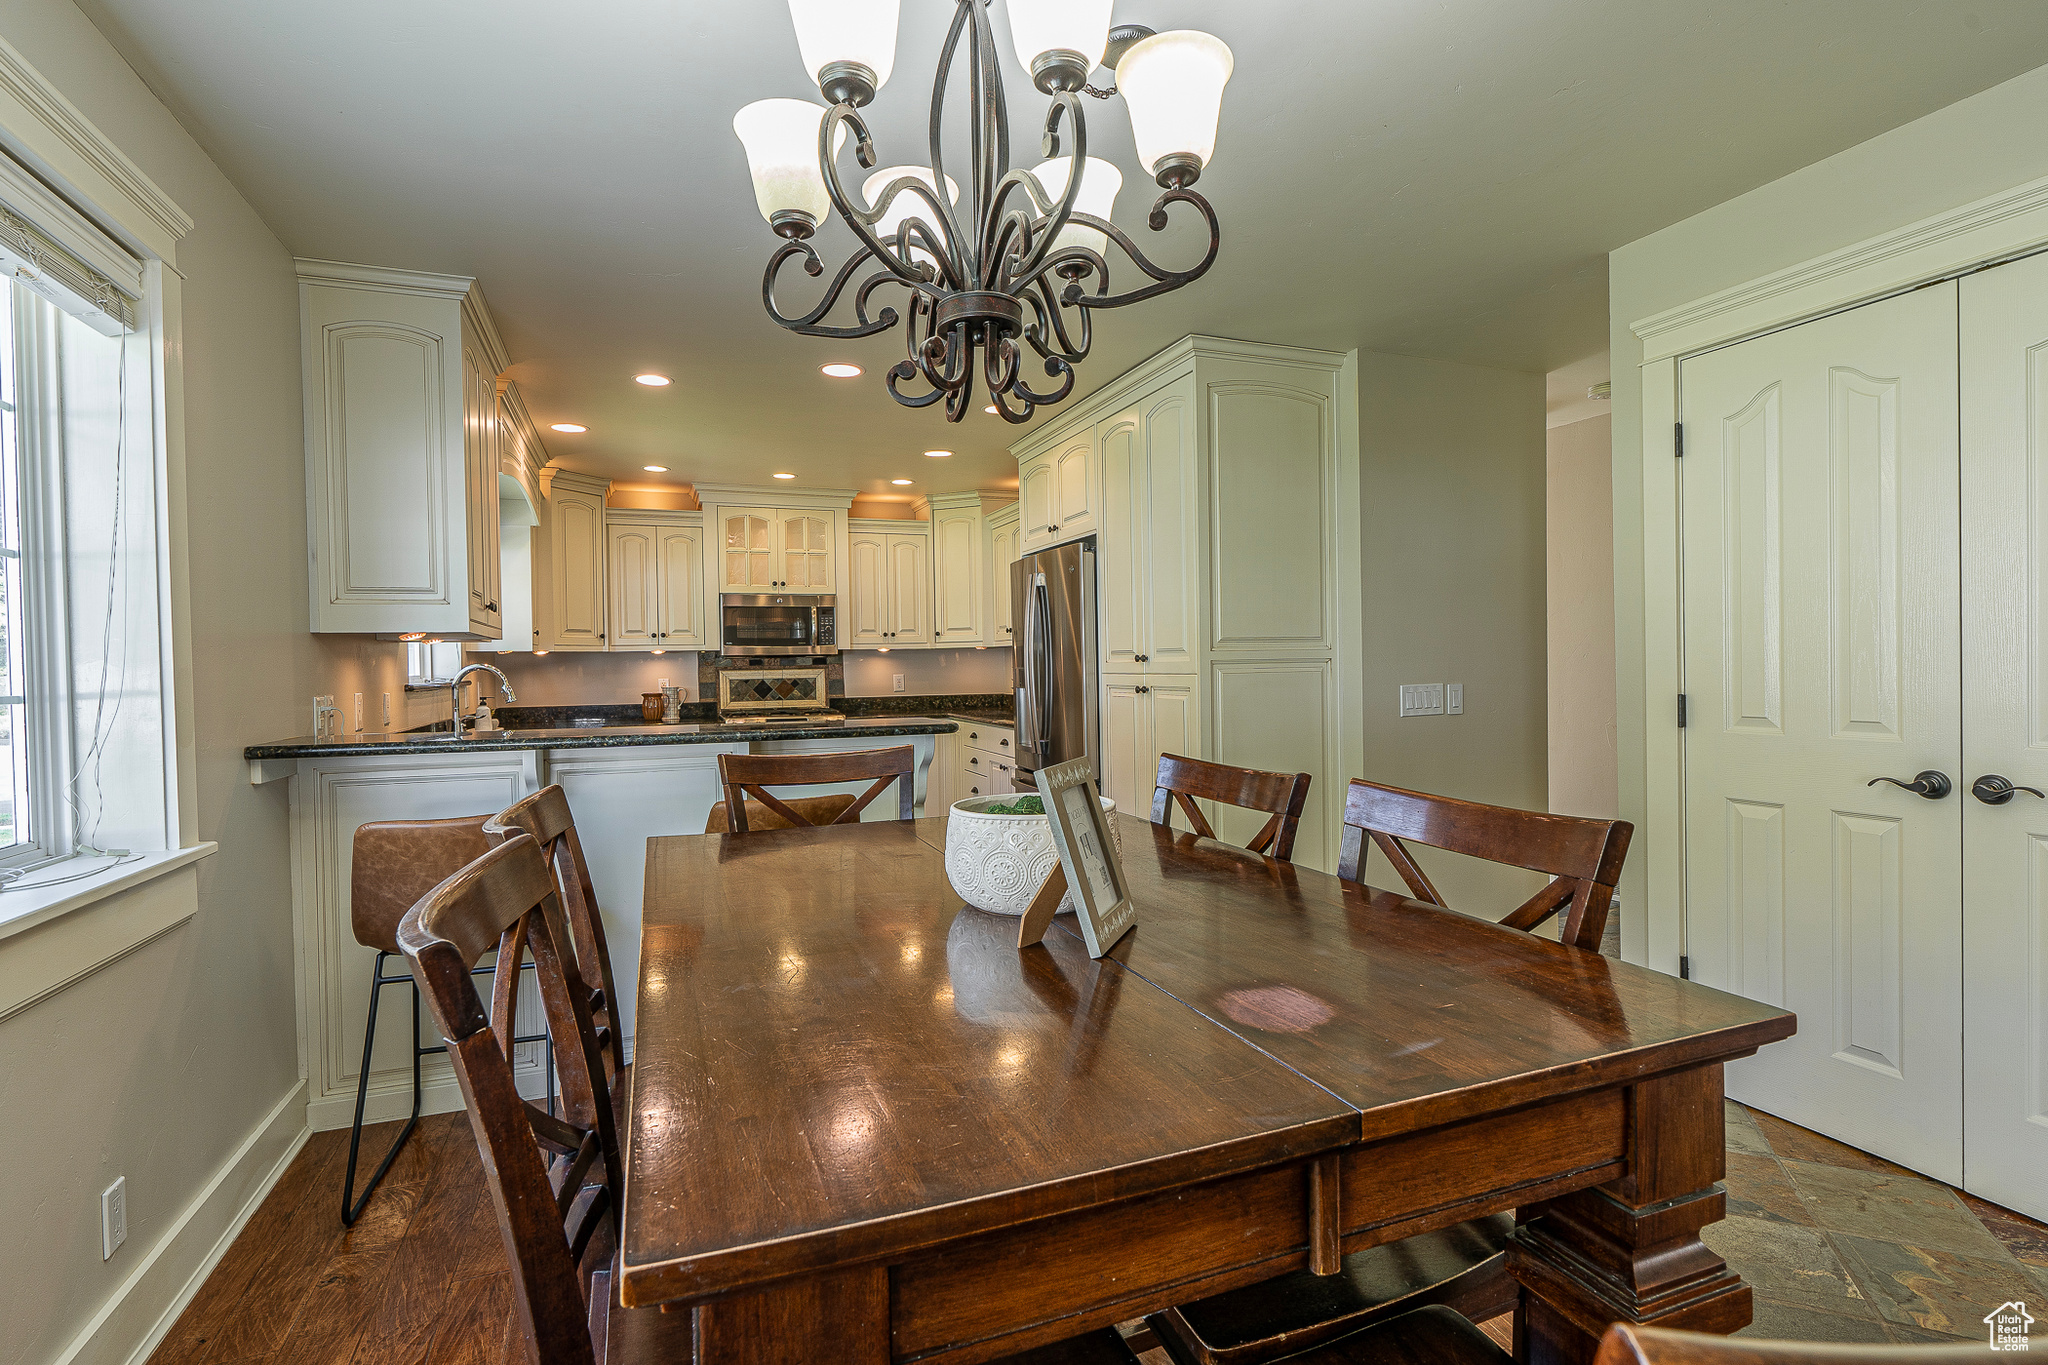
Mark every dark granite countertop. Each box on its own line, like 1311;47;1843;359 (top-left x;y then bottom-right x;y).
244;716;959;761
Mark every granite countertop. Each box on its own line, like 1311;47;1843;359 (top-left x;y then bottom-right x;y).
944;710;1015;726
244;716;960;761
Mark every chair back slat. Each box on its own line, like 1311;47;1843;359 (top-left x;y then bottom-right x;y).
1151;754;1313;863
1340;780;1632;951
398;836;622;1365
716;746;916;832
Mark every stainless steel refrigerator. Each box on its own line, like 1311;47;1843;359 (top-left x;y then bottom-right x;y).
1012;539;1098;785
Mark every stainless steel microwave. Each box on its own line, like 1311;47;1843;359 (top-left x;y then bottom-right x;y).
720;594;838;657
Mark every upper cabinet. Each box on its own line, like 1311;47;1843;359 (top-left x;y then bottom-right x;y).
607;512;703;651
1018;433;1096;555
781;513;834;592
986;501;1020;646
846;520;930;646
297;259;513;638
719;508;777;591
920;492;987;646
1098;381;1197;674
702;492;849;597
534;470;609;651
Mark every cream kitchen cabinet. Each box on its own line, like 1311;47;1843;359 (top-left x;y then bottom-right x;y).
847;521;931;646
533;470;609;650
715;507;834;594
1098;379;1197;674
607;511;703;650
1018;432;1097;554
297;259;516;638
920;492;987;645
1099;677;1195;817
986;502;1020;646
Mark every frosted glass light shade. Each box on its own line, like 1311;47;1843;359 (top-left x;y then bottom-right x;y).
1116;30;1234;176
733;99;845;225
862;165;960;266
1032;156;1121;257
788;0;898;91
1006;0;1113;70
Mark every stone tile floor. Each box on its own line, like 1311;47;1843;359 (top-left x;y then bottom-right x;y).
1713;1101;2048;1344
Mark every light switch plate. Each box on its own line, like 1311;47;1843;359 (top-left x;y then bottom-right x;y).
1399;683;1445;717
353;693;364;732
1445;683;1463;715
893;674;905;692
102;1177;126;1260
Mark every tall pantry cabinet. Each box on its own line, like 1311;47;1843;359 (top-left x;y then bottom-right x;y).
1011;336;1356;870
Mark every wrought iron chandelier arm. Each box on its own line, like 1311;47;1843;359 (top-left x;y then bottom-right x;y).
923;0;978;282
817;105;931;289
762;240;904;339
1023;273;1092;363
991;94;1087;286
1066;190;1221;309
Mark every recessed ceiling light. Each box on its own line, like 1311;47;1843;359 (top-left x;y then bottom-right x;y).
643;465;669;472
774;471;796;479
551;423;587;433
635;374;671;386
891;478;913;485
821;363;861;378
984;405;998;414
925;450;952;458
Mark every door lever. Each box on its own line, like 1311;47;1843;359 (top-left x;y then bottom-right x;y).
1971;774;2046;805
1866;771;1953;799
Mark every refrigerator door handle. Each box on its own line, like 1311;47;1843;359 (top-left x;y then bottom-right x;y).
1033;577;1055;755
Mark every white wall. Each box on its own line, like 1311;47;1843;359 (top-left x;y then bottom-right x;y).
1357;351;1549;913
0;5;329;1363
1608;62;2048;965
1546;413;1618;818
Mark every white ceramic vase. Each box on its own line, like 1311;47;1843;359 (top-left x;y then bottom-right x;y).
943;794;1121;916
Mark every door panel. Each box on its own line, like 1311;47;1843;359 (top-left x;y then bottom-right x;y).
609;525;657;646
888;535;929;644
659;526;701;647
1054;436;1095;539
1100;679;1145;814
1097;411;1142;670
1681;281;1962;1181
1960;254;2048;1219
1019;456;1056;553
782;513;833;593
847;532;886;646
1142;385;1197;673
723;511;775;590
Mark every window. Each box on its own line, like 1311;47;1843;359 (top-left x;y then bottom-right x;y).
405;640;464;686
0;289;23;855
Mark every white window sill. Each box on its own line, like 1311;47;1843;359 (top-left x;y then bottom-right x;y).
0;843;219;944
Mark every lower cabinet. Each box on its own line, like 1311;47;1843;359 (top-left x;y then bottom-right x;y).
1100;677;1195;818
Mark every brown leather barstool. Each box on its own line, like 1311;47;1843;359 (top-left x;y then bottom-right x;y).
343;815;553;1225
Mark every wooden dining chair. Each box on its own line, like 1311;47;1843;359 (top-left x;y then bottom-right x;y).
712;745;916;832
485;786;627;1123
1148;782;1635;1365
1151;754;1313;862
1338;779;1633;951
341;814;552;1226
1596;1320;2002;1365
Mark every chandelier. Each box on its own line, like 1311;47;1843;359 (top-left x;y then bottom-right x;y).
732;0;1232;423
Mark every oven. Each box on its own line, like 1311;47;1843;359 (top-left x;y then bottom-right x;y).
720;594;838;657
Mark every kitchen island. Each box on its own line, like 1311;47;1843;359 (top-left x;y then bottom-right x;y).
247;715;958;1132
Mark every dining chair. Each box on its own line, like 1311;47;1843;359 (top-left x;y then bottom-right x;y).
1147;781;1635;1365
402;832;1147;1365
712;745;916;832
341;814;552;1226
485;786;627;1120
396;833;655;1365
1596;1320;2001;1365
1150;754;1313;862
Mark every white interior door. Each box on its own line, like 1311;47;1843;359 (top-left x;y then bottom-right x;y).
1680;282;1964;1181
1960;254;2048;1220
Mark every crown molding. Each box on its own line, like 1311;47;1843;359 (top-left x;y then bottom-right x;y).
462;282;510;375
293;257;475;300
0;32;190;262
694;482;858;512
546;468;612;497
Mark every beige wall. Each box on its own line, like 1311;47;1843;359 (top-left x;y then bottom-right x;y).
1356;351;1549;913
0;4;342;1362
473;645;1013;709
1608;62;2048;966
1545;414;1618;818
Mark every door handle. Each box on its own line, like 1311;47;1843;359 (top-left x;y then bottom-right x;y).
1972;774;2046;805
1866;771;1952;799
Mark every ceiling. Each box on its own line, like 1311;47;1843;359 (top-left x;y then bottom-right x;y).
73;0;2048;500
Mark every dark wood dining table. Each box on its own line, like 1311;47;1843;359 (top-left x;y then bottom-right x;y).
621;814;1795;1365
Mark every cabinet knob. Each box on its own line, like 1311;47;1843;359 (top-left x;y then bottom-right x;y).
487;601;498;611
1047;525;1057;533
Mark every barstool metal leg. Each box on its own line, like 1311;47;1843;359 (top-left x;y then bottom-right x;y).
341;951;428;1226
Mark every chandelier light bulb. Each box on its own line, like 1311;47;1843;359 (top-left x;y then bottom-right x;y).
1116;30;1234;185
862;165;959;268
1032;156;1121;258
733;98;845;233
1006;0;1113;93
788;0;899;105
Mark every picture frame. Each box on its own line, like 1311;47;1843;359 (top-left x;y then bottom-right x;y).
1036;757;1137;958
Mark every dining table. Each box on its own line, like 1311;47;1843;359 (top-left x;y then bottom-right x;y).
619;813;1796;1365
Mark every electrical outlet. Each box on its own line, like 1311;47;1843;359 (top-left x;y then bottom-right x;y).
893;673;905;692
1445;683;1463;715
101;1177;126;1260
381;693;392;727
1398;683;1444;717
353;693;364;732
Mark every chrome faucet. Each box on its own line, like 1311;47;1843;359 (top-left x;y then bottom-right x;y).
447;662;517;741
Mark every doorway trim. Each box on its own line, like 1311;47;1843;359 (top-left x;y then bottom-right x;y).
1630;167;2048;975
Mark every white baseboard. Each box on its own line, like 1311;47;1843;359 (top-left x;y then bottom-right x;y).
47;1081;309;1365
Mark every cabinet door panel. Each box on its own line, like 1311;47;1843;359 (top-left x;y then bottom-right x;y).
933;509;982;643
989;518;1018;645
847;532;887;646
548;488;607;649
723;510;776;590
464;343;492;621
1019;455;1056;553
608;525;658;646
659;525;703;647
1054;436;1096;539
1097;411;1143;670
1142;386;1197;672
1100;679;1146;814
782;513;834;593
888;534;931;644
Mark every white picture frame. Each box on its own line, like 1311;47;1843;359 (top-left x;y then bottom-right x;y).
1037;757;1137;958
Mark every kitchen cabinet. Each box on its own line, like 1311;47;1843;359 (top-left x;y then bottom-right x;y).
296;260;515;638
921;492;986;645
717;507;835;594
1018;432;1097;554
607;511;703;650
847;520;930;646
534;470;610;651
986;501;1020;646
1011;336;1351;869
